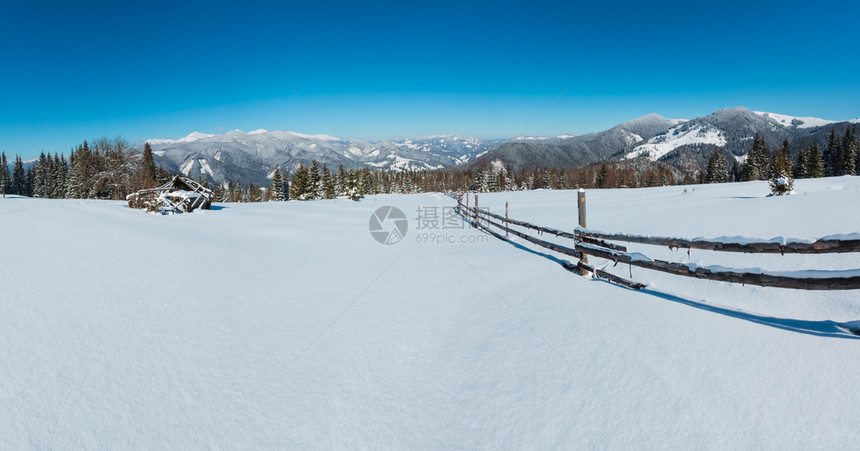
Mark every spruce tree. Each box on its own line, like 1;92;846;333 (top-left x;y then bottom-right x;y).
308;160;321;200
793;144;808;179
769;140;794;196
270;165;285;201
12;155;26;195
318;163;330;199
360;168;373;195
824;129;842;176
224;180;234;202
0;152;9;197
774;139;792;178
335;163;347;196
842;127;856;176
24;166;34;196
745;134;771;181
806;142;824;178
705;148;728;183
323;169;336;199
59;154;68;197
141;142;157;188
346;169;362;200
853;126;860;175
289;163;310;200
248;181;261;202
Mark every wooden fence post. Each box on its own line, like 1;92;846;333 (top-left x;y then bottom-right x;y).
506;201;509;239
474;194;479;227
578;188;589;272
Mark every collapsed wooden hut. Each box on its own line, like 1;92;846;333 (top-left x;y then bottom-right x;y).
127;175;214;213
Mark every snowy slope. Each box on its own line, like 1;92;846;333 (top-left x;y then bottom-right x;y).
626;123;727;160
753;111;839;129
3;177;860;448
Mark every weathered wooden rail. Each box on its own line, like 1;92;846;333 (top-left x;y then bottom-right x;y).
455;192;860;291
577;229;860;255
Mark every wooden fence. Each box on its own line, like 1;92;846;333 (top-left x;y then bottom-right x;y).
454;192;860;291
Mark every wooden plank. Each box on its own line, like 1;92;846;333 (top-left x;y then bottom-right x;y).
579;235;627;252
577;229;860;254
478;214;583;260
575;242;860;290
464;204;577;239
562;260;647;290
473;220;509;242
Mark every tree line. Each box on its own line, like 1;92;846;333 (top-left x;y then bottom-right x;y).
0;138;172;199
2;126;857;201
704;126;859;184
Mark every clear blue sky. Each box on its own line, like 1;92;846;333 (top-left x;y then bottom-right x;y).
2;0;858;159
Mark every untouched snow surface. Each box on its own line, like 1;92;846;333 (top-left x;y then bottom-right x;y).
3;177;860;448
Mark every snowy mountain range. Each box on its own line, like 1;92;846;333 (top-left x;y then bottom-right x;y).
147;131;496;185
145;107;859;184
473;107;860;172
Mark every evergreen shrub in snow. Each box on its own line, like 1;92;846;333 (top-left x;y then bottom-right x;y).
769;173;794;196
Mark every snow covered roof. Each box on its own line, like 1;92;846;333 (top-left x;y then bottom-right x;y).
127;175;214;213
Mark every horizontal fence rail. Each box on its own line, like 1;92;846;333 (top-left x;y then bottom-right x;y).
455;193;860;291
574;242;860;291
577;229;860;255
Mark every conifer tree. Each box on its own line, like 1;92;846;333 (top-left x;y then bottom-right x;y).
729;160;741;182
360;168;373;195
270;165;285;201
853;126;860;175
335;163;347;196
51;153;63;198
33;152;46;197
235;179;246;202
308;160;321;200
155;165;170;185
769;140;794;196
248;181;261;202
705;148;728;183
12;155;26;195
323;169;336;199
488;169;501;192
223;180;234;202
318;163;330;199
290;163;310;200
842;127;856;176
793;145;808;179
24;165;34;196
745;134;771;181
141;142;157;188
806;142;824;178
824;129;842;176
346;169;362;200
0;152;9;197
773;139;792;178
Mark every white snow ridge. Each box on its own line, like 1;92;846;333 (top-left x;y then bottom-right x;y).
629;124;727;160
753;111;838;129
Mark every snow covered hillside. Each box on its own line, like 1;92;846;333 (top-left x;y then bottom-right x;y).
147;130;495;185
2;177;860;448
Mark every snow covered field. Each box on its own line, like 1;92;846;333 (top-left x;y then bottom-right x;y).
2;177;860;448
